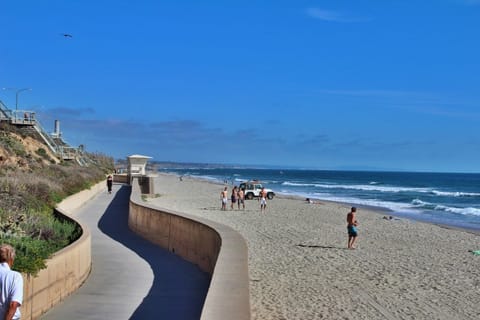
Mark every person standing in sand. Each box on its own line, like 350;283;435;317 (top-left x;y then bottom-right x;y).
347;207;359;249
237;188;245;210
221;187;228;211
230;186;238;210
260;187;267;213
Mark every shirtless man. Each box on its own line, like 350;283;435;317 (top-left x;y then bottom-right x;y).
347;207;359;249
221;187;228;211
237;188;245;210
260;187;267;213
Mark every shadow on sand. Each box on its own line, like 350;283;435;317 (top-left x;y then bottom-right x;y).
296;244;347;250
98;185;210;319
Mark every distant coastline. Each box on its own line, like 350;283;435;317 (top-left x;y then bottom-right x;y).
145;160;479;174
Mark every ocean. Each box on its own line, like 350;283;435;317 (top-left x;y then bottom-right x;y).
158;168;480;231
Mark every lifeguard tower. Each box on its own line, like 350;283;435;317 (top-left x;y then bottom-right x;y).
127;154;154;194
127;154;151;177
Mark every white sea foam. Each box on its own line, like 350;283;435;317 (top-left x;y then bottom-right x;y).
434;205;480;216
282;182;317;187
281;181;479;198
278;189;419;213
431;190;480;197
282;181;432;193
317;195;417;212
411;199;432;207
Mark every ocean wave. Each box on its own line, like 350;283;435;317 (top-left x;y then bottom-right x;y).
278;189;418;213
411;199;432;207
282;182;317;187
317;195;416;212
434;205;480;216
282;181;432;193
279;190;480;218
431;190;480;197
409;199;480;216
279;181;480;199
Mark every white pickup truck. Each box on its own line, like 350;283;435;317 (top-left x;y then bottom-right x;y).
239;181;275;200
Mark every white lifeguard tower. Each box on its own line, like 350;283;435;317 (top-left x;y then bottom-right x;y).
127;154;155;194
127;154;152;184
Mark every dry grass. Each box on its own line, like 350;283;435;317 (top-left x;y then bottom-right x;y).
0;123;114;274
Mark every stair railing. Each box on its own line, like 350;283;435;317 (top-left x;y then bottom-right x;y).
33;122;59;154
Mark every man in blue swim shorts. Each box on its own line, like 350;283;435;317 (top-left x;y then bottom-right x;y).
347;207;359;249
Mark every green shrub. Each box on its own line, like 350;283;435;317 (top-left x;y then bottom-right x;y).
0;135;26;157
0;128;114;275
35;148;52;162
1;237;53;275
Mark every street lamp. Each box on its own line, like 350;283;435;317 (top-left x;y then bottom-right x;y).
15;88;32;110
1;87;32;110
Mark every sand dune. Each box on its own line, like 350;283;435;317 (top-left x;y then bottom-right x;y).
147;173;480;320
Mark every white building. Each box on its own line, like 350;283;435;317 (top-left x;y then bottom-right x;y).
127;154;152;176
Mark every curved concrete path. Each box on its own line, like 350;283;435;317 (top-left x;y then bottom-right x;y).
41;184;210;320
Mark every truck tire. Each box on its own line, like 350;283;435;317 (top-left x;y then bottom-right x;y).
246;192;254;200
267;192;274;200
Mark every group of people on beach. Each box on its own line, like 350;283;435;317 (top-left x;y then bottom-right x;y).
222;187;359;247
220;186;269;212
221;186;246;211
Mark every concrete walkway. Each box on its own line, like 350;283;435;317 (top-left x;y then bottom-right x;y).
41;184;210;320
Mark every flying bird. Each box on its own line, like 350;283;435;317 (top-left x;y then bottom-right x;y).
61;33;73;38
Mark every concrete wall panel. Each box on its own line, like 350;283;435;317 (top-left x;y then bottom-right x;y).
128;178;251;320
21;181;101;319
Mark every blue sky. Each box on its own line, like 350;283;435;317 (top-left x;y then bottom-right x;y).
1;0;479;172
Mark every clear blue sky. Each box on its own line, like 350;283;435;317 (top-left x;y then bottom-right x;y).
1;0;479;172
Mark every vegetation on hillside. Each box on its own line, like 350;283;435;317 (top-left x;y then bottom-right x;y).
0;123;114;274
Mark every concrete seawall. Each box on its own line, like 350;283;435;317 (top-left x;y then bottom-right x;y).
128;178;251;320
21;181;105;320
19;176;251;319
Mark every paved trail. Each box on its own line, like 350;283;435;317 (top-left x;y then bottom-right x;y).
41;184;210;320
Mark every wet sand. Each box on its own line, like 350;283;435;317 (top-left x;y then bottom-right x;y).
147;173;480;320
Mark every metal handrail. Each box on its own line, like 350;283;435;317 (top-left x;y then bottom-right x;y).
0;100;12;120
33;122;59;154
0;100;88;165
9;110;37;125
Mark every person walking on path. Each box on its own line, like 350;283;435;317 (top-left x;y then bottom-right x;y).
0;244;23;320
260;187;267;213
347;207;359;249
107;175;113;194
237;188;245;210
221;187;228;211
230;186;238;210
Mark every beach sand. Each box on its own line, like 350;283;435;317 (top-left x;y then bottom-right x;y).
147;173;480;320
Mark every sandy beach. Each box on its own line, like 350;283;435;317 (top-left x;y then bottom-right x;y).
147;173;480;320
